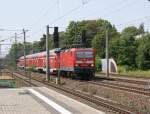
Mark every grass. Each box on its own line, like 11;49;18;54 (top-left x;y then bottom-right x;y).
97;65;150;78
120;70;150;78
117;66;150;78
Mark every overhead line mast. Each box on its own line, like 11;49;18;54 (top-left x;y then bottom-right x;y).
46;25;50;81
15;33;17;70
23;29;27;76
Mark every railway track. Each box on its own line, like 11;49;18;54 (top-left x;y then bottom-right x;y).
96;74;149;85
97;72;150;79
14;69;150;96
6;69;134;114
28;71;150;96
88;81;150;96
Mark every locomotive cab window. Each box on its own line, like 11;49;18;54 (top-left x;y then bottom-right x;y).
76;51;93;58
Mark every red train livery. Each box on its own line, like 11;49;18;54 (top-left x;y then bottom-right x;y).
18;48;95;79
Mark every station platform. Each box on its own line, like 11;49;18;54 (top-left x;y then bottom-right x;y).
0;87;105;114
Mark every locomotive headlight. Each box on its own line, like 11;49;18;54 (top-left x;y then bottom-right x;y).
91;64;94;67
75;64;79;67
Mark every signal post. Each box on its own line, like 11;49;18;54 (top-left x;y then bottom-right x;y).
45;26;60;84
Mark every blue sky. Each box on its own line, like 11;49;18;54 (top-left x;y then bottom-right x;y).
0;0;150;56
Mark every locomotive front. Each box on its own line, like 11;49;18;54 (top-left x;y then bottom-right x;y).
74;48;95;79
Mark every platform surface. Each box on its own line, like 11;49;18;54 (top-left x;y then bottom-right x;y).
0;87;105;114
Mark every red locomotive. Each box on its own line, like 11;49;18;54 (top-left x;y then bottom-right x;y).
18;48;95;80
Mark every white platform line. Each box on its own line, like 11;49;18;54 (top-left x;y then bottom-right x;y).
28;89;72;114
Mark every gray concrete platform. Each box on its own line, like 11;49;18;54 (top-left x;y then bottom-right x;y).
0;87;105;114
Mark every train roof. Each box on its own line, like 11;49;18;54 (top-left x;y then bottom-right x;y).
19;48;94;59
19;48;60;59
61;48;94;52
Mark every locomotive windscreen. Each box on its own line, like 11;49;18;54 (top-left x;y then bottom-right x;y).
76;51;93;58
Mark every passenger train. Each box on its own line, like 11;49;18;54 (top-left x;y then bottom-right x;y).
17;48;95;80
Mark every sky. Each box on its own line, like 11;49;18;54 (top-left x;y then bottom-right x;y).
0;0;150;57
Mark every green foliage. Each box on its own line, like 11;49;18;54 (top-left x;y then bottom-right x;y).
92;34;105;58
117;66;127;73
110;26;140;69
95;55;101;71
138;23;145;34
64;19;118;48
91;19;119;58
136;34;150;70
59;32;67;48
121;26;140;36
5;43;26;67
35;34;53;52
64;21;82;46
123;70;150;77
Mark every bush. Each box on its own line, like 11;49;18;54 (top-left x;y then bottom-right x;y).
118;66;127;73
118;65;137;73
95;55;102;72
136;35;150;70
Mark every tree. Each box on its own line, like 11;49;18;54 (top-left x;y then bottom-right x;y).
138;23;145;35
110;26;139;69
37;34;53;51
64;21;83;46
92;19;119;58
136;34;150;70
5;42;32;67
92;33;106;58
59;31;67;48
64;19;118;48
32;41;41;53
121;26;140;37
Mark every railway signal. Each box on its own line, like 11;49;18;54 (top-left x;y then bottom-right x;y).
53;27;61;84
53;27;59;48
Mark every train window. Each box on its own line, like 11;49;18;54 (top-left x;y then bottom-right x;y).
76;51;93;58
